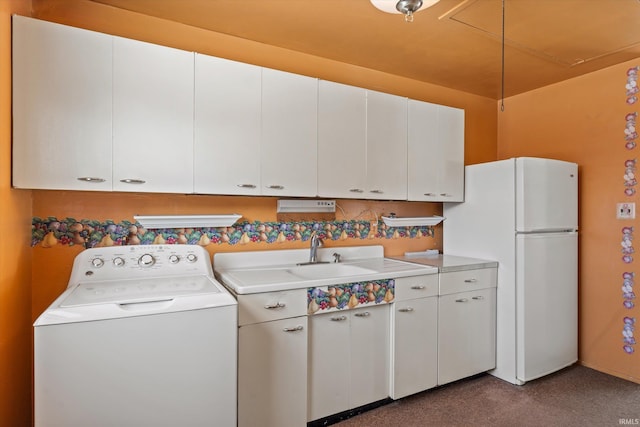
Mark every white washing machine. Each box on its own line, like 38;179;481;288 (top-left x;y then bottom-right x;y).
34;245;237;427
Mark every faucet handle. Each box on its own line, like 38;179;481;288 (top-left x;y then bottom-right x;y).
332;252;342;263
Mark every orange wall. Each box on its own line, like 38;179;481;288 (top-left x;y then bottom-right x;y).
0;0;35;426
498;59;640;382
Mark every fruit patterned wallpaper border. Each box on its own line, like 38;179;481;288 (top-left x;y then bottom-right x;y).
622;66;637;355
31;217;435;248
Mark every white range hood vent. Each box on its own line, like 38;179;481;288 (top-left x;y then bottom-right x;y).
277;199;336;213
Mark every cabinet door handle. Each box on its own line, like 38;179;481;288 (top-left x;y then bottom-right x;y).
410;285;426;290
455;298;469;303
236;183;257;189
354;311;370;317
77;177;106;183
349;188;364;193
440;193;453;197
264;302;286;309
283;325;304;332
369;189;383;194
266;185;284;190
120;178;146;184
399;307;414;313
330;315;347;321
423;192;436;196
472;296;484;301
464;279;478;283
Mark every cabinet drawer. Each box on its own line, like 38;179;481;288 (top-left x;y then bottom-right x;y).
439;268;497;295
238;289;307;326
394;275;439;301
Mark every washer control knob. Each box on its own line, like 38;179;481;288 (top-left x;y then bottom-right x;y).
113;257;125;267
168;254;180;264
91;258;104;268
186;253;198;263
138;254;155;267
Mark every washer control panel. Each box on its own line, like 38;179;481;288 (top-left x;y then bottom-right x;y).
69;245;210;286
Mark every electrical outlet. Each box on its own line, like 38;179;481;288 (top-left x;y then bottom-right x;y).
617;202;636;219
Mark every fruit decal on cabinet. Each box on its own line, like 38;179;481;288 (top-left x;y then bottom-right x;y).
307;279;395;314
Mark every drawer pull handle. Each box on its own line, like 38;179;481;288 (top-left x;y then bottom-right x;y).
120;178;146;184
369;189;383;194
283;325;304;332
237;183;257;189
349;188;364;193
455;298;469;303
440;193;452;197
266;185;284;190
330;315;348;322
410;285;426;290
424;192;436;196
354;311;371;317
77;177;106;183
264;302;286;309
472;296;484;301
464;279;478;283
399;307;414;313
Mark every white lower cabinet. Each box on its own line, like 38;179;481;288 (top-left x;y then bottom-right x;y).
390;274;439;399
236;290;308;427
308;304;389;422
438;283;497;385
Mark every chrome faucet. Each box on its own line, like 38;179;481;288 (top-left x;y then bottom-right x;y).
309;231;322;263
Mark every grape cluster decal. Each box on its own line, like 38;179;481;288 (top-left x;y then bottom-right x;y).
622;66;638;355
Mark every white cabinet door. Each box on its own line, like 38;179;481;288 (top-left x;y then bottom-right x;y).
194;54;261;195
438;287;496;385
408;100;464;202
308;312;350;422
317;80;367;198
349;305;390;407
238;317;308;427
113;36;194;193
366;90;408;200
261;68;318;196
12;16;112;191
391;296;438;399
308;305;389;422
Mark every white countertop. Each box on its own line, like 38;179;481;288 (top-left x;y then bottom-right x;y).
214;246;438;294
389;254;498;272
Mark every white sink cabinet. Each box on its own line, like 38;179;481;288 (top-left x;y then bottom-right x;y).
308;304;390;422
390;275;439;399
12;16;113;191
236;290;308;427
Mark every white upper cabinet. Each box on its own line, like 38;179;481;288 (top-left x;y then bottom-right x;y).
318;82;408;200
112;36;194;193
261;68;318;197
408;100;465;202
194;54;262;195
366;90;408;200
317;80;367;198
12;16;113;191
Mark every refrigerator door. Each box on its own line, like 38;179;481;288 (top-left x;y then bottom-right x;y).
516;231;578;383
516;158;578;232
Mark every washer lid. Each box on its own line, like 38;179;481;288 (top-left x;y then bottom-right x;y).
60;275;220;307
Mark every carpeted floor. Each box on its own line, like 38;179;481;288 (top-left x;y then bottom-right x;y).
336;365;639;427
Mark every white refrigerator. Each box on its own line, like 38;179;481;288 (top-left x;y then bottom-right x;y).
443;157;578;385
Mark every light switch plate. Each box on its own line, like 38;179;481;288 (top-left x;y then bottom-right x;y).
617;202;636;219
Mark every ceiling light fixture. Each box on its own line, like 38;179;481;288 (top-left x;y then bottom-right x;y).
370;0;440;22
